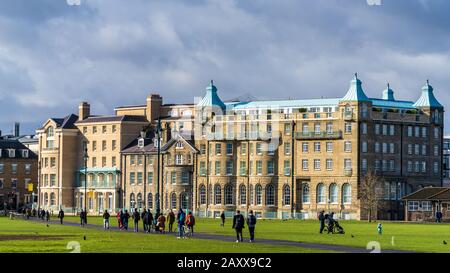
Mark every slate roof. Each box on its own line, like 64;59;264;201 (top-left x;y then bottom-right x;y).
75;115;148;124
49;114;78;129
0;140;37;159
402;187;450;200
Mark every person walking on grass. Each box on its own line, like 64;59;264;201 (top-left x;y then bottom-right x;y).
79;210;85;227
157;213;166;234
318;210;325;234
117;210;123;229
58;209;64;225
45;210;50;222
103;210;110;230
247;210;257;242
168;209;175;233
133;208;140;232
186;211;195;236
220;211;226;227
123;210;130;230
232;210;245;243
141;208;148;232
177;208;186;239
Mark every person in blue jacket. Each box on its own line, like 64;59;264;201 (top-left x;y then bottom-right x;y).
177;208;186;238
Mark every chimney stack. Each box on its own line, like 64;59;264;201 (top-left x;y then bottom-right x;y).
79;102;90;121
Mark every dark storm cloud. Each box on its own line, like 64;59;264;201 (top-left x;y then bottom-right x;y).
0;0;449;134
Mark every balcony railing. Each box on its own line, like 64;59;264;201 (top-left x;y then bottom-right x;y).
295;130;343;140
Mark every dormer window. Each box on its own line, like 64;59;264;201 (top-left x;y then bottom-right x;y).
8;149;15;158
22;150;29;158
138;138;144;149
176;141;184;149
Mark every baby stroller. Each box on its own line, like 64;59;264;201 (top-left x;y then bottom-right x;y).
324;216;345;234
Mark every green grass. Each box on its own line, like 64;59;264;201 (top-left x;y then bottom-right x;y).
0;217;329;253
62;216;450;253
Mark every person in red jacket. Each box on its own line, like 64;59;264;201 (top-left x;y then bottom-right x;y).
186;211;196;236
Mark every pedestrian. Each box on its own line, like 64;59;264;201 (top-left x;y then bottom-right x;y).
103;210;110;230
83;209;88;225
168;209;175;233
377;223;382;235
45;210;50;222
177;208;186;238
247;210;257;242
148;210;154;233
220;211;225;227
186;211;195;236
318;210;325;234
80;210;85;227
123;210;130;230
232;210;245;242
58;209;64;224
141;208;148;232
436;211;443;223
32;208;36;217
117;210;123;229
133;208;140;232
327;212;335;234
157;213;166;234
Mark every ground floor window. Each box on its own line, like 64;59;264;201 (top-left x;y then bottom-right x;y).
239;185;246;205
421;201;432;211
180;193;188;209
171;193;177;209
225;185;233;205
408;201;419;211
199;185;206;205
148;193;153;209
266;185;275;206
283;185;290;206
342;183;351;204
302;183;310;203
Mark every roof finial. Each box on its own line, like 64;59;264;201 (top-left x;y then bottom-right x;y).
354;72;358;79
426;79;429;85
211;79;214;86
387;82;390;89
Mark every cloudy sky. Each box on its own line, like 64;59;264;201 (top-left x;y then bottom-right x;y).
0;0;449;135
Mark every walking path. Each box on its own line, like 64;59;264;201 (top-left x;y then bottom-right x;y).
28;217;412;253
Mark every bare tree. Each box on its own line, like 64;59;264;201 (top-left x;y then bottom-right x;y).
359;172;385;222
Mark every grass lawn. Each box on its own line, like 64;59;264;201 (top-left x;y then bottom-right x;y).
0;217;329;253
61;215;450;253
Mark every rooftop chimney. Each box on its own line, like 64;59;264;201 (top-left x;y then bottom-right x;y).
79;102;90;121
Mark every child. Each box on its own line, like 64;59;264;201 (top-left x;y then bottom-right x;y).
377;223;382;235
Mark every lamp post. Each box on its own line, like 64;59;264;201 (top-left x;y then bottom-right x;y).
156;118;162;217
83;146;88;218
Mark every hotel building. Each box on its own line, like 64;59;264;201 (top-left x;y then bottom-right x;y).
37;75;444;220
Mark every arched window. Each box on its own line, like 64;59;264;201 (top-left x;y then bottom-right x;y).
302;183;310;203
79;193;83;209
180;192;188;209
266;184;275;206
214;184;222;205
148;193;153;209
239;185;246;205
225;184;233;205
129;193;135;209
97;193;104;211
329;183;338;204
46;127;54;148
137;193;142;209
208;184;213;205
317;183;326;204
249;184;254;205
47;126;54;137
342;183;351;204
171;192;177;209
44;193;49;205
50;192;56;206
255;184;262;205
283;185;291;206
199;185;206;205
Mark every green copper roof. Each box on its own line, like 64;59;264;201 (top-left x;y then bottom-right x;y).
413;81;443;109
340;74;370;102
382;83;395;101
197;80;226;110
